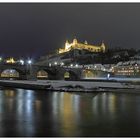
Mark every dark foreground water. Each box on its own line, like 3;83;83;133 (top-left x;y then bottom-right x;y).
0;88;140;137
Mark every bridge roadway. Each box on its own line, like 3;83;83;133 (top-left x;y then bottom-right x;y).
0;64;83;80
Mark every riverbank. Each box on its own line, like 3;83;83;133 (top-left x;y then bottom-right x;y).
0;79;140;92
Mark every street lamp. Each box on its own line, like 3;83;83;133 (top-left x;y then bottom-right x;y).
27;60;32;65
27;59;32;76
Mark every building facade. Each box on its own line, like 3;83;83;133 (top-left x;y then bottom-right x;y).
112;61;140;76
58;38;106;54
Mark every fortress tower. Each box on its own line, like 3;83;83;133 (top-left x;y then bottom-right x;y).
58;38;106;54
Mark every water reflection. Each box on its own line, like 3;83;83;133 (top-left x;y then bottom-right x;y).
0;88;140;136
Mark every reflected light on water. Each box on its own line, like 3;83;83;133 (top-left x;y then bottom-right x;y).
5;89;15;97
35;100;42;113
59;92;78;136
0;88;140;136
102;93;108;113
72;95;80;113
52;92;60;116
26;90;34;99
108;94;116;114
52;92;80;136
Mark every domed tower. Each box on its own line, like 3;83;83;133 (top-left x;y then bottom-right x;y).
84;40;88;45
73;38;78;45
65;40;70;50
101;41;106;53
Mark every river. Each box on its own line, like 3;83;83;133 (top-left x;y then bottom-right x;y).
0;87;140;137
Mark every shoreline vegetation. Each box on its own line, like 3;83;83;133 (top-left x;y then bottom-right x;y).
0;78;140;92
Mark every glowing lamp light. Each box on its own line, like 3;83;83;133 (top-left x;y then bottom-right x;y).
61;62;64;66
6;58;15;64
20;60;24;65
0;57;2;61
75;64;78;67
10;70;13;73
54;62;57;65
70;64;73;67
107;73;110;79
27;60;32;65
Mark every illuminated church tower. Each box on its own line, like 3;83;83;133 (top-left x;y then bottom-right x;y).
58;38;106;54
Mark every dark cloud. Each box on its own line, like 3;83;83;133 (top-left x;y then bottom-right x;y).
0;3;140;58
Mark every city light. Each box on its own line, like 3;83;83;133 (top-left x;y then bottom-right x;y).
6;58;16;64
61;62;64;66
0;57;2;61
75;64;78;67
54;62;57;65
70;64;73;67
107;73;110;79
20;60;24;65
27;60;32;65
10;70;13;73
58;38;106;54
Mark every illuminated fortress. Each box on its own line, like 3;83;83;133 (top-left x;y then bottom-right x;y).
58;38;106;54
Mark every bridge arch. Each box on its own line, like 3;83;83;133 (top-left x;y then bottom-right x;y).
82;69;95;79
36;68;60;80
0;68;25;79
37;70;48;79
64;70;80;80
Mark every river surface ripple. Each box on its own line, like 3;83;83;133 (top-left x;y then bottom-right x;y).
0;87;140;137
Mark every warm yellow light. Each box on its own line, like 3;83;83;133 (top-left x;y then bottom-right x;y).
64;72;70;78
58;38;106;54
37;70;48;78
6;58;16;64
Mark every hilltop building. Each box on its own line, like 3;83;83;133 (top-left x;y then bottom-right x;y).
6;58;16;64
58;38;106;54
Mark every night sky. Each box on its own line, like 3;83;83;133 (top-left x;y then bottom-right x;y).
0;3;140;58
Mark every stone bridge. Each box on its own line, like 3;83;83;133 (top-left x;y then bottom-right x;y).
0;64;84;80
